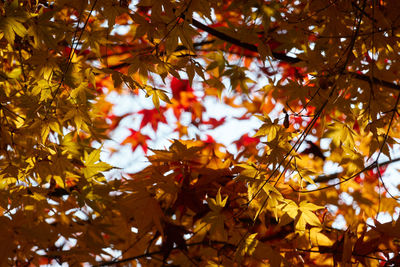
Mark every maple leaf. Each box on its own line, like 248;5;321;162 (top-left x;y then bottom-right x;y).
138;107;167;131
106;113;131;131
167;77;201;121
234;133;260;150
253;115;285;142
121;129;151;153
309;228;333;247
203;134;215;144
161;222;188;260
282;200;323;233
203;188;228;241
4;0;400;265
324;121;356;148
0;1;28;45
202;117;226;129
145;87;171;108
352;229;381;265
235;233;258;260
123;183;165;236
82;149;112;180
173;187;209;215
277;62;306;82
170;77;193;100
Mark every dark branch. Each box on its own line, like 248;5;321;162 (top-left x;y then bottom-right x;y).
96;240;235;266
191;18;301;64
103;14;400;92
189;18;400;92
349;71;400;91
314;157;400;183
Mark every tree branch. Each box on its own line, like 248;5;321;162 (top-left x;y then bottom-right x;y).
97;240;235;266
314;157;400;183
103;15;400;92
191;18;301;64
349;71;400;91
189;18;400;92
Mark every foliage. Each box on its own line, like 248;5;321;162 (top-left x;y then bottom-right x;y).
1;0;400;266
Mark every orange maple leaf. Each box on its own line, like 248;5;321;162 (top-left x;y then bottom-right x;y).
121;128;150;153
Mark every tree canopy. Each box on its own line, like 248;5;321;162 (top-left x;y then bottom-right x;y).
1;0;400;265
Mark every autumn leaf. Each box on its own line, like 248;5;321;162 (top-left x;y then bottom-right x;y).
309;228;333;247
3;0;400;265
106;113;131;131
235;233;258;259
253;115;282;141
202;117;226;129
121;129;151;153
82;149;112;180
0;0;28;44
203;188;228;241
282;200;323;233
234;133;260;150
161;222;188;260
170;77;193;100
138;107;167;131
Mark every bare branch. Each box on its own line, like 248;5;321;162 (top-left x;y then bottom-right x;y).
96;240;235;266
189;17;400;92
314;157;400;183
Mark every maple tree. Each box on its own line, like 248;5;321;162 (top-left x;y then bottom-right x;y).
2;0;400;265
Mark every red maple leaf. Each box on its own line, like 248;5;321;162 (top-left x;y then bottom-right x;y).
365;165;387;183
234;133;260;150
121;129;150;153
202;117;226;129
170;77;193;100
204;134;215;144
138;107;167;131
235;114;252;120
278;62;306;82
106;113;131;131
170;77;199;120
